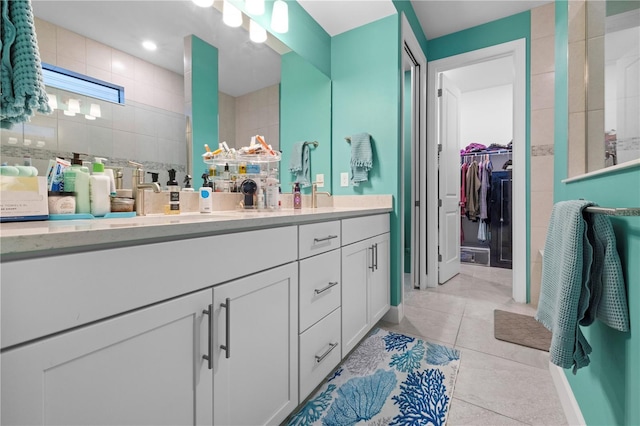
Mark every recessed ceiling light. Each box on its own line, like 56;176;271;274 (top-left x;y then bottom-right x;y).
142;40;157;51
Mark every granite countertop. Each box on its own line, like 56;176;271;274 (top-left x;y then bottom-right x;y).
0;196;392;259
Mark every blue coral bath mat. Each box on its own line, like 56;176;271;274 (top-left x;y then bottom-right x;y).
287;328;460;426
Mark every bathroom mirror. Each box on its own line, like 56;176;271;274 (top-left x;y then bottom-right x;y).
568;0;640;177
0;1;287;186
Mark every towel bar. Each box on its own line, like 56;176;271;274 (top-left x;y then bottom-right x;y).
584;207;640;216
304;141;319;148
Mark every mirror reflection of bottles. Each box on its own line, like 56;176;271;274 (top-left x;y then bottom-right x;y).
293;182;301;209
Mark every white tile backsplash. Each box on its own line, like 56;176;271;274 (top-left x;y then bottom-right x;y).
86;39;112;72
111;50;136;79
57;28;86;63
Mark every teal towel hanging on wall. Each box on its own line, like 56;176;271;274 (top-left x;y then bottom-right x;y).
0;0;52;129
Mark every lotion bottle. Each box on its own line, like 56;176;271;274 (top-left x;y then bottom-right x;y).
64;153;91;214
89;157;111;217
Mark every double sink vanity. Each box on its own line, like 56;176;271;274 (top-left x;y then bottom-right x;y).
0;197;392;425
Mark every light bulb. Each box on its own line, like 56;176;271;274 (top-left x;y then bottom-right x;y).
250;20;267;43
192;0;214;7
271;0;288;33
246;0;264;15
223;1;242;27
85;115;96;120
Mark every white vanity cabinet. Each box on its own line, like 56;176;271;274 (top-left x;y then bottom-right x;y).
341;214;391;355
0;289;214;426
213;262;299;426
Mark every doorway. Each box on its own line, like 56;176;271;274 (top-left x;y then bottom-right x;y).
399;15;427;320
424;39;527;303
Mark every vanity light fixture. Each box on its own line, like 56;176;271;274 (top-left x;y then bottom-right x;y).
47;93;58;110
192;0;214;7
84;115;96;120
271;0;288;33
223;1;243;27
142;40;157;51
64;98;80;116
246;0;264;16
89;103;102;118
250;19;267;43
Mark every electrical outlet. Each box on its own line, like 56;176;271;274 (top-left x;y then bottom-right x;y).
340;172;349;187
315;174;324;188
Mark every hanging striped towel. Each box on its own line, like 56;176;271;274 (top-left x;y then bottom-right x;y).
1;0;52;129
289;141;310;187
350;132;372;186
536;200;630;373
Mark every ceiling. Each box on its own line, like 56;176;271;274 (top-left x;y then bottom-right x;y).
32;0;553;97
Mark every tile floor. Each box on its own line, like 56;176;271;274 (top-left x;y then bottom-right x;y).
378;264;568;425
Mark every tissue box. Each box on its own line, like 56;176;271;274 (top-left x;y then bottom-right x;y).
0;176;49;222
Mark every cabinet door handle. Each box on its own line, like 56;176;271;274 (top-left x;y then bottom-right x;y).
315;342;339;363
314;281;339;295
202;304;213;370
369;245;375;271
374;243;378;271
220;298;231;359
314;235;338;243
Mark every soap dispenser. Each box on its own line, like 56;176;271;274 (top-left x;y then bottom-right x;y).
89;157;111;217
182;174;194;192
293;182;302;209
63;152;91;214
166;168;180;213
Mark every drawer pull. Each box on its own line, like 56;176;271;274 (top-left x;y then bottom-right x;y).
202;304;213;370
314;235;338;243
315;342;339;363
314;281;339;295
369;245;375;271
220;298;231;359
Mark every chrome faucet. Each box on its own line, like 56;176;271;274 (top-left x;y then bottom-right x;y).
312;182;331;208
129;161;161;216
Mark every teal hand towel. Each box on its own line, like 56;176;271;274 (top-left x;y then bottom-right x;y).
350;132;372;186
1;0;52;129
536;200;630;374
289;141;310;187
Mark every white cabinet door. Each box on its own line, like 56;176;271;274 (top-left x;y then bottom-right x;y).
213;262;298;426
370;233;390;325
341;238;372;355
1;290;213;426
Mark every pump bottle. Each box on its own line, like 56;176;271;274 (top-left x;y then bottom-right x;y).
90;157;111;217
293;182;302;209
63;152;91;214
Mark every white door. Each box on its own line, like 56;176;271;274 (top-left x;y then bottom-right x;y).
213;263;298;426
1;290;213;426
438;73;462;284
341;239;371;355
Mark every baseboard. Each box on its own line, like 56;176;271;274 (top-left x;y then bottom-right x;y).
382;303;403;324
549;362;586;426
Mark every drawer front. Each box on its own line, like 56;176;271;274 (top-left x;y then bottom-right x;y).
299;308;341;402
299;250;341;333
341;214;390;246
299;220;341;259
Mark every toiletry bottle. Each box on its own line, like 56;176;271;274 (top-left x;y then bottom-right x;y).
293;182;302;209
182;174;194;192
167;168;180;214
257;187;265;209
63;153;91;214
222;163;230;180
89;157;111;217
199;185;213;213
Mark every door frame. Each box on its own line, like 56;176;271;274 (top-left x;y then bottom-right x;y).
425;39;527;303
400;14;428;298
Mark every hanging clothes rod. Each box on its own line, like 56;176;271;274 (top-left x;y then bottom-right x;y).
304;141;319;147
584;207;640;216
460;149;512;157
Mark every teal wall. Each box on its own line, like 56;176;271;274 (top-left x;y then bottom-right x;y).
280;51;332;193
392;0;428;57
427;12;531;300
230;0;330;77
554;2;640;424
190;36;218;178
403;70;412;273
331;15;402;306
